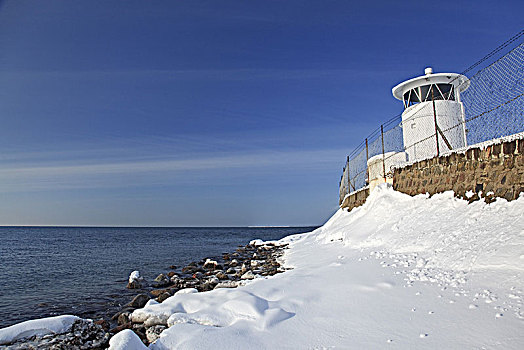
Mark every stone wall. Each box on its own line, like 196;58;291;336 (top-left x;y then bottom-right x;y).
340;187;370;211
393;137;524;202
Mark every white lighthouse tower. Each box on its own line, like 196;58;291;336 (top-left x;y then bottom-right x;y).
392;67;470;161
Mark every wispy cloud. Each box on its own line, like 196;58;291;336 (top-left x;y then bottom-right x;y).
0;148;346;193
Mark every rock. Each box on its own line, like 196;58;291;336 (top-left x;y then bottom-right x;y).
216;271;228;280
156;292;171;303
111;306;134;321
126;280;142;289
117;312;131;326
200;280;215;292
226;267;236;274
3;319;110;349
167;271;176;278
150;289;167;297
127;270;144;289
241;271;255;280
127;294;150;308
146;325;167;343
229;259;239;267
94;319;110;331
203;258;218;269
110;322;132;334
170;275;182;284
168;265;177;270
181;265;199;274
152;273;170;287
241;263;249;274
132;328;148;344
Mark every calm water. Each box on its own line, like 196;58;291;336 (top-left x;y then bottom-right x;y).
0;226;316;328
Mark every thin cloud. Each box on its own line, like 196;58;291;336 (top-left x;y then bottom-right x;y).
0;148;346;192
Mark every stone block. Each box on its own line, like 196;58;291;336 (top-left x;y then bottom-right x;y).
492;144;501;157
503;141;516;155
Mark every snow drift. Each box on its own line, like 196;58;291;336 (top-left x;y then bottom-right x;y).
316;185;524;273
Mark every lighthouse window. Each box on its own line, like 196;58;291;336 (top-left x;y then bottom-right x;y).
403;83;455;108
436;84;455;100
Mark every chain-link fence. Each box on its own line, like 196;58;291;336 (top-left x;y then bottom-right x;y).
339;31;524;205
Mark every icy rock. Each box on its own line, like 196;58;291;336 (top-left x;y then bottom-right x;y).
145;325;166;343
127;271;145;289
203;259;218;269
241;271;255;280
129;271;140;283
215;280;241;289
0;315;80;345
0;318;109;349
144;314;169;327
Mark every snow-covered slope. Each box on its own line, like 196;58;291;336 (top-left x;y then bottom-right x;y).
109;185;524;349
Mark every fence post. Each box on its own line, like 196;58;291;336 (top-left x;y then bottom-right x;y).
365;138;369;185
346;156;350;195
431;85;440;157
381;125;386;183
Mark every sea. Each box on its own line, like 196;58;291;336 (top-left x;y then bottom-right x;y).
0;226;317;329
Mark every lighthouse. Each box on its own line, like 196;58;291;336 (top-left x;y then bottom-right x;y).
392;67;470;162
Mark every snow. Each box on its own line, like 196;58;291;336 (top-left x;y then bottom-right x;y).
5;184;524;349
120;184;524;349
249;239;264;246
129;270;141;283
0;315;79;345
108;329;148;350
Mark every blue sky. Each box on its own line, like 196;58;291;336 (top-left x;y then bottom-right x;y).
0;0;522;226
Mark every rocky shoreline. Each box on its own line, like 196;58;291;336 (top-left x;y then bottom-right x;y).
1;240;289;349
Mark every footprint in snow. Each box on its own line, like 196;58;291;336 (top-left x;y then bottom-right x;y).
495;313;503;318
419;333;428;338
468;304;478;309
